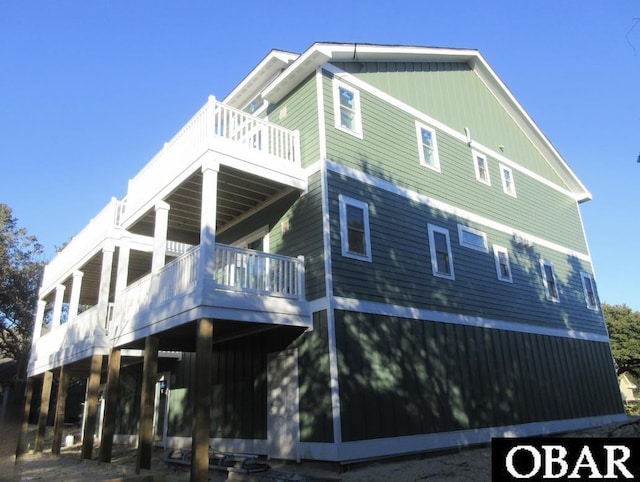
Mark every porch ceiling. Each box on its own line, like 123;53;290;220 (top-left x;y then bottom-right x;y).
128;165;296;243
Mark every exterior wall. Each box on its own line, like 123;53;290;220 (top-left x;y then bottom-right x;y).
321;69;587;254
332;61;566;186
335;310;622;442
327;171;604;334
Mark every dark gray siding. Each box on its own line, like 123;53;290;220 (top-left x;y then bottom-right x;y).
335;310;622;442
328;171;606;335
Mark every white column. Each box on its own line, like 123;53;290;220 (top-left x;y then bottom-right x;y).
51;285;66;328
152;201;170;274
68;271;84;321
32;300;46;340
114;235;131;301
198;158;219;286
97;244;115;328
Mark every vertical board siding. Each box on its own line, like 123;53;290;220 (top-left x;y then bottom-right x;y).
328;171;605;335
331;61;565;186
322;71;588;255
335;310;623;442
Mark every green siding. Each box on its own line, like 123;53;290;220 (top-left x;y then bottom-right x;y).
336;310;622;442
322;71;587;254
266;73;320;168
328;172;606;335
271;172;326;301
332;61;566;187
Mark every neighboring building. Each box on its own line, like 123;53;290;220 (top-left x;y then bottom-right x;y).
24;43;624;468
620;374;638;405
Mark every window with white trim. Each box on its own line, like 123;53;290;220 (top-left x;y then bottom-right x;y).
580;271;598;310
493;245;513;283
457;224;488;253
540;259;559;302
472;150;491;185
500;164;516;197
333;79;362;138
415;122;440;172
339;195;371;261
428;224;454;279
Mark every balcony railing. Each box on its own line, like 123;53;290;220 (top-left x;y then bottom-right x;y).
122;97;301;224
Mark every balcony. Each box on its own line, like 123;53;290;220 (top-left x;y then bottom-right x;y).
109;243;308;347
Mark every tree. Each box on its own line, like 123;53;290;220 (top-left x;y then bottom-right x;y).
0;204;44;378
603;303;640;378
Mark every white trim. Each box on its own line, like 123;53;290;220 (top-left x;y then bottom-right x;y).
472;149;491;186
323;63;584;201
493;245;513;283
332;296;610;342
321;162;343;445
540;259;560;302
316;68;327;161
232;225;270;251
336;414;627;463
332;78;363;139
415;121;440;172
326;160;591;262
580;271;599;311
500;163;517;197
427;224;455;280
338;195;372;262
457;224;489;253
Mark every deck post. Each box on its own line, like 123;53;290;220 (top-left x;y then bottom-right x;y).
191;317;213;482
15;377;34;457
99;348;121;463
152;202;170;273
136;336;159;472
197;159;219;287
81;354;103;460
34;370;53;452
52;365;70;454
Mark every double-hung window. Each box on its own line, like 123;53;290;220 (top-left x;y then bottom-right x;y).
339;195;371;261
500;164;517;197
540;259;559;302
580;272;599;310
333;79;362;138
428;224;454;280
415;121;440;172
472;150;491;185
493;245;513;283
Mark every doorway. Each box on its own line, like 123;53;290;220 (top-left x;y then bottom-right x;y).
267;350;300;461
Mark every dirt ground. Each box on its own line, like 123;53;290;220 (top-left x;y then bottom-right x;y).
1;406;638;482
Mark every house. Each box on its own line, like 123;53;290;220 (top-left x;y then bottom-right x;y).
620;373;638;405
22;43;625;476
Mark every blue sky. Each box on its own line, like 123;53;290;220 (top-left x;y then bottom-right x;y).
1;1;639;310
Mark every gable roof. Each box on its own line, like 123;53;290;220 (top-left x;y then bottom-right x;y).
225;42;591;202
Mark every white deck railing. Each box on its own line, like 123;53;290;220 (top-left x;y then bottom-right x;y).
213;245;304;298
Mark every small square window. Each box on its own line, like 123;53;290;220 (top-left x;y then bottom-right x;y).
333;79;362;138
472;150;491;185
500;164;517;197
415;122;440;172
580;271;599;311
540;259;559;302
457;224;488;253
493;245;513;283
428;224;454;280
339;195;371;261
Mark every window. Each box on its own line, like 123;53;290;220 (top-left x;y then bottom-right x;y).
457;224;488;253
415;122;440;171
333;79;362;138
472;150;491;185
500;164;517;197
580;272;598;310
428;224;454;279
493;245;513;283
339;195;371;261
540;259;559;302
